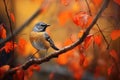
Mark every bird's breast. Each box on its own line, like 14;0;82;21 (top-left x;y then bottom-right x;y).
30;31;50;50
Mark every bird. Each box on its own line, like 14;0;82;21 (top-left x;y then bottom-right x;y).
29;22;59;58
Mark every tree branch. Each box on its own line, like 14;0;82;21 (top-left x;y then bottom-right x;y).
96;23;109;49
3;0;14;46
3;0;110;78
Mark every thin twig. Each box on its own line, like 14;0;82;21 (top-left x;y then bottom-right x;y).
2;0;110;78
96;23;109;48
85;0;92;16
3;0;14;50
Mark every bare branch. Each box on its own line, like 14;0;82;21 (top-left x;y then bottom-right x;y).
2;0;110;79
96;23;109;49
85;0;92;16
3;0;14;49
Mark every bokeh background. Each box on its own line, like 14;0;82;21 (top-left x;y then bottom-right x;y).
0;0;120;80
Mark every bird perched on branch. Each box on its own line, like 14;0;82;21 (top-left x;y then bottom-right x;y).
30;22;59;58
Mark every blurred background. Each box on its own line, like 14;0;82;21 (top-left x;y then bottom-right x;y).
0;0;120;80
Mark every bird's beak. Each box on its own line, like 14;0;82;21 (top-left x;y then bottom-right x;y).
46;24;50;27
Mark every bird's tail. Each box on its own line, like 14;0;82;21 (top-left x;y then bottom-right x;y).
51;45;59;50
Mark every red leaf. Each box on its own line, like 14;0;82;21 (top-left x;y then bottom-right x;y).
26;64;40;78
92;0;102;7
10;13;15;23
78;30;84;38
0;24;6;39
72;12;92;28
13;69;24;80
79;53;85;65
110;29;120;40
17;38;27;54
84;34;93;49
0;65;10;78
110;49;118;62
58;10;71;25
57;53;68;65
3;41;17;53
114;0;120;5
107;65;113;76
83;58;89;68
94;35;102;46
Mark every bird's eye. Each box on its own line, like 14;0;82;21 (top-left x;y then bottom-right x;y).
41;24;46;27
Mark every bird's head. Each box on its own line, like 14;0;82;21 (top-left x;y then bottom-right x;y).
33;22;50;32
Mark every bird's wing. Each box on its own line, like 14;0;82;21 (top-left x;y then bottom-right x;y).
44;32;59;50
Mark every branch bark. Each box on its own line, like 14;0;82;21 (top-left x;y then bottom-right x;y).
3;0;110;79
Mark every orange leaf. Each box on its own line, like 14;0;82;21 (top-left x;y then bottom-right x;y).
92;0;102;7
10;13;15;23
58;10;71;25
110;30;120;40
60;0;70;6
83;58;89;68
64;38;73;46
17;38;27;54
72;12;92;28
26;64;40;78
94;35;102;46
0;24;6;39
4;41;17;53
57;54;68;65
84;34;93;49
0;65;10;78
110;49;118;62
78;30;84;38
107;65;113;76
79;53;85;65
13;69;24;80
114;0;120;5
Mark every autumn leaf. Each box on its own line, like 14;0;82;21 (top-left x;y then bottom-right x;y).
0;65;10;78
110;29;120;40
72;12;92;28
107;65;113;76
57;54;68;65
64;38;73;46
58;10;71;25
110;49;118;62
94;35;102;46
84;34;93;49
79;53;85;65
114;0;120;5
0;24;6;39
13;69;24;80
17;37;27;54
1;41;17;53
78;30;84;38
9;12;15;23
68;61;82;80
26;64;40;78
83;58;89;68
92;0;102;7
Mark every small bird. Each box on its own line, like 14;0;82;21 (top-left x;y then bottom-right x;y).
30;22;59;58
